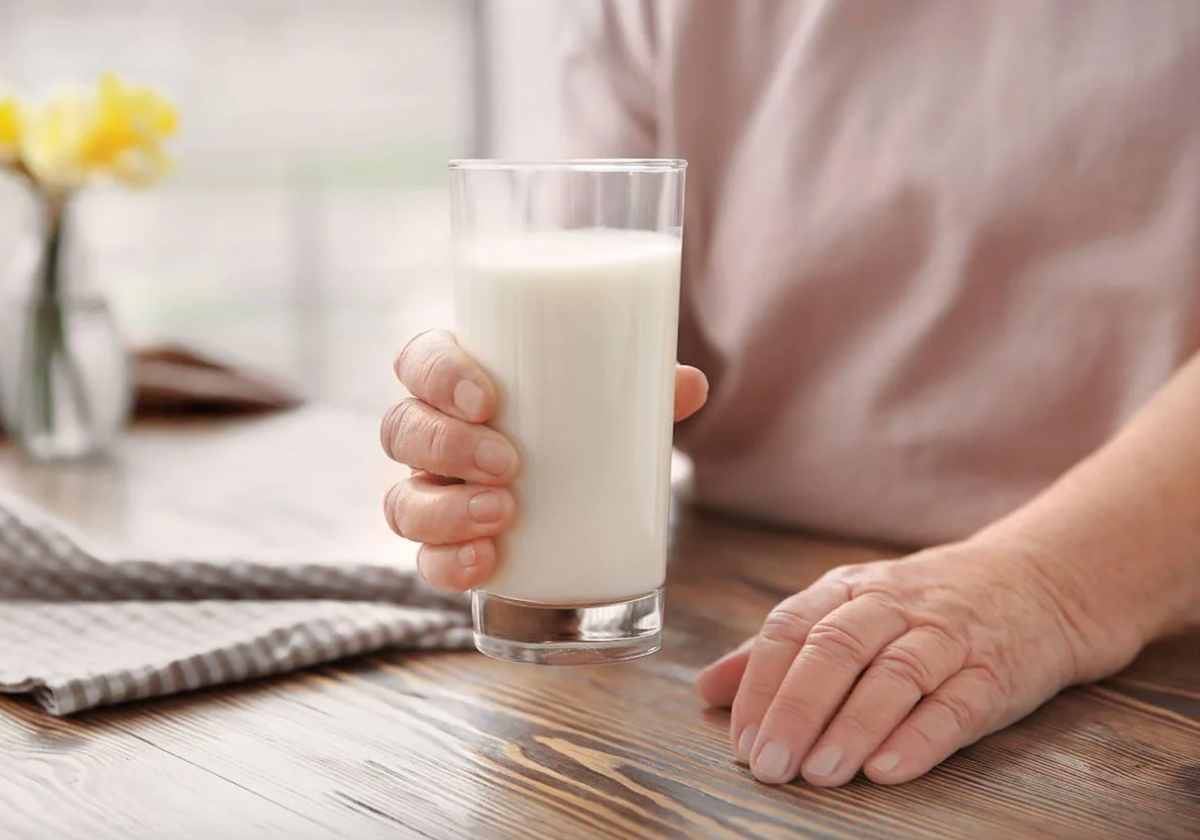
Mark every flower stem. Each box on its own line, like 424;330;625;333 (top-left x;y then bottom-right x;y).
33;194;63;435
27;190;94;443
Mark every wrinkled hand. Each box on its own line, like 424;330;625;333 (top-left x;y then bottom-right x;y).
381;329;708;591
697;538;1134;787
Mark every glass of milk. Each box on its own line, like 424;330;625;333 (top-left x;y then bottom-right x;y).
449;159;686;665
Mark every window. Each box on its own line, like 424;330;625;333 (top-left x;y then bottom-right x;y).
0;0;474;409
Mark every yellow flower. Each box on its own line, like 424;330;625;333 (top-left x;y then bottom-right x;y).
82;73;178;184
19;86;90;187
0;95;20;163
21;73;178;188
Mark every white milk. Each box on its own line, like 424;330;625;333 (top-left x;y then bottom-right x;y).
455;228;682;604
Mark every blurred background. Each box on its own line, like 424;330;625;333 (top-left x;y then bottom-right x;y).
0;0;564;412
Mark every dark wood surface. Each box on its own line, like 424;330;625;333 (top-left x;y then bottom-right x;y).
1;408;1199;840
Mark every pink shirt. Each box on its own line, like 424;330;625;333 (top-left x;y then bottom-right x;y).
561;1;1200;547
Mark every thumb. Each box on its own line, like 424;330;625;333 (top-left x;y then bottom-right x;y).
696;637;754;708
675;365;709;421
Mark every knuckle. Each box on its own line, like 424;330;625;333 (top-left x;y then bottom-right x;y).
398;330;457;396
805;619;874;665
817;564;863;594
380;399;420;459
386;400;474;471
975;656;1015;698
759;609;812;646
874;646;939;695
383;482;407;537
425;415;472;468
768;691;822;731
389;483;439;541
830;709;874;741
966;665;1010;719
740;676;786;702
380;403;400;450
394;498;423;539
927;690;977;734
396;330;436;382
414;349;443;394
904;717;940;751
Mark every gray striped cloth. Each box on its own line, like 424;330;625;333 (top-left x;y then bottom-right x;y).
0;489;472;716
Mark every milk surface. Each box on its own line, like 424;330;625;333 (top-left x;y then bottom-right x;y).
455;228;682;604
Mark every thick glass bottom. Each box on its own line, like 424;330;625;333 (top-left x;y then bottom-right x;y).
471;588;663;665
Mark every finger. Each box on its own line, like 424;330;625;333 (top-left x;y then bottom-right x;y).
384;475;516;545
750;596;909;784
416;538;498;592
675;365;708;421
696;637;755;708
730;583;851;764
800;625;965;787
395;329;498;423
381;398;518;485
865;667;1005;785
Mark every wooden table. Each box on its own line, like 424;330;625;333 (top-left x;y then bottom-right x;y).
1;408;1198;840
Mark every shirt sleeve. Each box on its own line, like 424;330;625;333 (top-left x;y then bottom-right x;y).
558;0;659;158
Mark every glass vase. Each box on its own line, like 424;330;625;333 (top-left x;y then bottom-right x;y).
0;194;132;460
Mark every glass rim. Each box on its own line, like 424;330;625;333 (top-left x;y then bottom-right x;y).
448;158;687;173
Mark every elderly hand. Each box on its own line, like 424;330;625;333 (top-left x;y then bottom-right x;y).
381;329;709;591
696;535;1140;787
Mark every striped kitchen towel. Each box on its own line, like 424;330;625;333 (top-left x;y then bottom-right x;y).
0;489;472;716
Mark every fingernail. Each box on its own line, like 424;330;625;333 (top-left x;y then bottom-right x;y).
454;380;485;419
458;543;477;569
474;438;514;476
804;744;843;779
872;751;901;773
735;725;759;763
753;741;793;783
468;491;504;523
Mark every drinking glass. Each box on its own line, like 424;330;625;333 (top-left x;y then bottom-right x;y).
450;159;687;664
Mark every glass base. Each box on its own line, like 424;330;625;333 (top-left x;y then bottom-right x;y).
472;588;663;665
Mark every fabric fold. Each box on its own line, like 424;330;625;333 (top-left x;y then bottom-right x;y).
0;488;472;716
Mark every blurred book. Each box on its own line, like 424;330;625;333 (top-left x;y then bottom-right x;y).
132;344;301;417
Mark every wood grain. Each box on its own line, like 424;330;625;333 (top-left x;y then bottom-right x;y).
1;410;1198;840
0;694;326;839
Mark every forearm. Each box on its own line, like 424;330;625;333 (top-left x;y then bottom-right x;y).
981;351;1200;664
